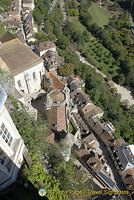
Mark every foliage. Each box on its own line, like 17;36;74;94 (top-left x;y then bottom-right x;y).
33;0;50;25
33;9;43;25
56;35;70;49
23;153;67;200
0;21;5;38
59;62;74;76
76;62;134;144
84;12;134;87
0;69;14;95
69;122;76;135
68;8;79;16
88;2;109;27
10;99;48;154
52;160;93;199
0;0;11;11
44;0;63;41
56;47;80;66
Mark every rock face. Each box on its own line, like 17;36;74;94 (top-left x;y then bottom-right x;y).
60;133;74;161
0;69;15;95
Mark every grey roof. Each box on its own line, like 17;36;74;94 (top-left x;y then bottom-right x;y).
70;82;81;92
0;85;7;112
114;144;134;169
72;89;91;109
67;74;75;85
92;123;104;136
86;117;99;127
98;172;115;189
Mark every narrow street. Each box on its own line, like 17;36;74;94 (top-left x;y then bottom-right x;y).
42;0;57;34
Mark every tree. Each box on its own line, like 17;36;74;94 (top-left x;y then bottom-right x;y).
23;153;67;200
0;21;5;38
59;62;74;76
52;160;93;200
56;35;70;50
68;8;79;16
10;98;48;154
33;9;43;25
83;30;90;42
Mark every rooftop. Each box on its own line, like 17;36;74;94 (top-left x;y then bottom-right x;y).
49;90;65;104
0;32;43;76
121;168;134;191
114;143;134;170
71;89;91;108
48;104;66;132
45;72;65;91
83;133;96;146
8;11;19;16
82;104;104;118
36;41;55;52
98;171;115;189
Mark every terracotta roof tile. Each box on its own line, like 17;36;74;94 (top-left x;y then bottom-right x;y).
49;91;65;104
45;72;65;90
8;11;19;16
36;41;55;52
48;104;66;132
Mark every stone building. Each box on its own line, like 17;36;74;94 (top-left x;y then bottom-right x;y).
0;32;44;94
0;85;26;190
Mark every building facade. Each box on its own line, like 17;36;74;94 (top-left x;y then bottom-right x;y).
0;32;45;95
0;85;25;190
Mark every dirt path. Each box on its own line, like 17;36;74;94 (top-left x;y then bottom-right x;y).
113;83;134;106
76;51;134;106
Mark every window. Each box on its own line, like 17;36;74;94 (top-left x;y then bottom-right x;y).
17;80;21;87
0;148;7;165
33;72;36;80
0;123;13;147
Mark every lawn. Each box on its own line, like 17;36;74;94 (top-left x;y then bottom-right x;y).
69;17;94;39
69;17;87;34
89;2;110;27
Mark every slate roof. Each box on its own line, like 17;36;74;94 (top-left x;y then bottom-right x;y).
70;82;81;92
0;32;43;76
114;144;134;170
98;172;115;189
86;117;99;127
67;74;75;85
92;123;104;136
